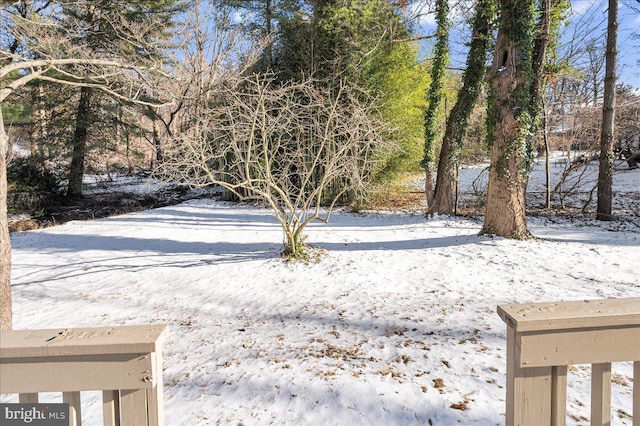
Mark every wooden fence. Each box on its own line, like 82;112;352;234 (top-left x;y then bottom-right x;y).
498;298;639;426
0;324;168;426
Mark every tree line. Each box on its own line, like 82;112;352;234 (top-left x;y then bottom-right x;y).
1;0;637;330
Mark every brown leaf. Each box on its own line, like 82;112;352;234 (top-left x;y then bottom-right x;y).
450;402;468;411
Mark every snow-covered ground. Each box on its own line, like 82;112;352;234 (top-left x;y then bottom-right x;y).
3;157;640;425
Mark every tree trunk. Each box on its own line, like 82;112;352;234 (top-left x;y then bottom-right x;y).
422;0;449;209
532;0;552;209
33;83;48;146
596;0;617;221
0;110;12;331
430;0;494;215
482;0;536;239
265;0;273;68
530;0;551;117
544;105;551;209
67;86;92;199
152;120;163;168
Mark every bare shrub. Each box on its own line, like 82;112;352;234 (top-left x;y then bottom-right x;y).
160;76;393;259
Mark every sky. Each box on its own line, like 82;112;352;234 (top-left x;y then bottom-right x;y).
414;0;640;91
569;0;640;90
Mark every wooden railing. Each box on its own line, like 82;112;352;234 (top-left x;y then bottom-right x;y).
0;324;168;426
498;298;640;426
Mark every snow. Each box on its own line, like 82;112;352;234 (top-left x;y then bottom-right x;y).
3;157;640;425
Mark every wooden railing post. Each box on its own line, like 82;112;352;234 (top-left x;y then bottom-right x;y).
103;390;121;426
63;391;82;426
498;297;640;426
634;361;640;426
551;366;567;426
18;393;38;403
591;363;611;426
0;325;168;426
506;325;553;424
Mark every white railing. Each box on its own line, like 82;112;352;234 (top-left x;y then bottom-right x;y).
0;324;168;426
498;297;640;426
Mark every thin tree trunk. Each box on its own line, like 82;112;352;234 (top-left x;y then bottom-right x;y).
0;110;12;331
152;120;163;166
67;87;92;198
530;0;552;211
544;105;551;209
530;0;551;118
33;83;48;146
265;0;273;68
430;0;494;215
596;0;617;221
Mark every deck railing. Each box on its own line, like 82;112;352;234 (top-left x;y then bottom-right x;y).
498;297;640;426
0;324;168;426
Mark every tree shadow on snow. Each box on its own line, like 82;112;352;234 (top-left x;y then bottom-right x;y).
314;234;482;252
11;234;281;287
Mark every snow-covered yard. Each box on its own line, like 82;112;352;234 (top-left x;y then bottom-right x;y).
3;160;640;425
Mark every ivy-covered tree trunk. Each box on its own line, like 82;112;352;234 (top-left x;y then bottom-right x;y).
482;0;536;239
429;0;495;215
0;110;11;330
596;0;617;221
67;86;92;198
422;0;449;207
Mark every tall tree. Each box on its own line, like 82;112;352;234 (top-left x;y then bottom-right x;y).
61;0;183;198
422;0;449;207
482;0;537;239
221;0;299;70
429;0;495;215
0;2;174;330
596;0;618;221
272;0;426;198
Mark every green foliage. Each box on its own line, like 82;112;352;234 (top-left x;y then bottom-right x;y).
59;0;185;57
273;11;316;80
221;0;300;70
367;39;430;181
1;71;32;126
30;83;80;163
316;0;400;79
2;103;32;127
282;233;319;262
272;0;429;191
7;156;63;195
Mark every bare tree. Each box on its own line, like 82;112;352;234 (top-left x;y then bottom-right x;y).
138;0;260;172
160;76;391;259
